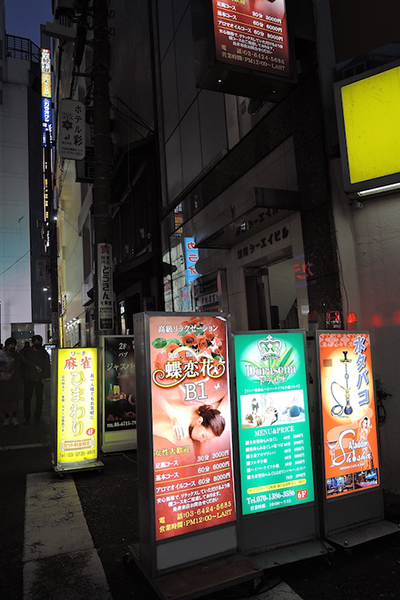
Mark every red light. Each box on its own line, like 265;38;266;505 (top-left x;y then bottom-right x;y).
371;314;383;327
347;312;358;324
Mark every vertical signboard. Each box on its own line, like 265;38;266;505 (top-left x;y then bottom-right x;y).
97;243;114;331
55;348;102;472
234;331;314;514
59;98;86;160
212;0;290;77
184;237;199;285
102;336;136;453
318;332;380;497
149;314;236;541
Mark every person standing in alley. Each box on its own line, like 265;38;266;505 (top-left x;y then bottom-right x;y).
0;337;27;426
23;335;51;424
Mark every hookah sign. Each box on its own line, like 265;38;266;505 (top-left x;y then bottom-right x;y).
318;332;380;499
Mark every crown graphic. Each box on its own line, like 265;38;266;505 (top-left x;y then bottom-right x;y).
258;335;282;361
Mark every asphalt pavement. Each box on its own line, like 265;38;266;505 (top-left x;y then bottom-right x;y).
1;389;400;600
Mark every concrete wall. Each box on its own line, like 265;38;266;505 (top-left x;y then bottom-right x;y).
331;158;400;493
0;62;32;342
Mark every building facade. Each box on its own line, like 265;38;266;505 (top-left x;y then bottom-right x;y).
0;0;50;345
49;0;400;496
150;0;400;496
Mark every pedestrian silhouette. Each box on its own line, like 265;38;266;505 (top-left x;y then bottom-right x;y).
0;338;25;426
23;335;51;424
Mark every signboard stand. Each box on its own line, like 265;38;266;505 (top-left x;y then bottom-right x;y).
314;331;398;548
126;543;261;600
100;335;137;453
129;312;246;596
50;348;103;478
232;330;328;562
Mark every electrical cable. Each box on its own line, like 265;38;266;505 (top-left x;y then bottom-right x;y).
110;91;153;131
0;243;38;277
110;102;145;137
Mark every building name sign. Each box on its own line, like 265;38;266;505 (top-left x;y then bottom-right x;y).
235;217;291;266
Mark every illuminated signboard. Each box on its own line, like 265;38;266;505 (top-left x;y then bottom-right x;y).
97;243;114;330
41;49;53;147
184;237;199;285
212;0;290;77
318;333;380;498
41;49;52;147
41;72;52;99
42;97;52;128
234;331;314;514
335;62;400;194
104;336;136;432
149;314;236;541
56;348;98;466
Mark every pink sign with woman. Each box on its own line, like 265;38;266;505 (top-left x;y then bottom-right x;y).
149;315;236;541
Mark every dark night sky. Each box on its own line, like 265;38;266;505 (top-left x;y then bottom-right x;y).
5;0;53;47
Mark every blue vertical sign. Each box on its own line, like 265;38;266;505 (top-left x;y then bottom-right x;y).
41;48;52;147
184;237;199;284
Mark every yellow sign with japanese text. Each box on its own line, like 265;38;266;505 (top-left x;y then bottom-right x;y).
41;72;52;98
56;348;98;465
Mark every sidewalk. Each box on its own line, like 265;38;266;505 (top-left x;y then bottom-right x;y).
1;386;400;600
0;381;51;450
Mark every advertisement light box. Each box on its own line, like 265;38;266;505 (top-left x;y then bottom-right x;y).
213;0;290;76
318;333;380;499
335;62;400;195
234;331;314;515
149;314;236;541
191;0;295;101
56;348;98;466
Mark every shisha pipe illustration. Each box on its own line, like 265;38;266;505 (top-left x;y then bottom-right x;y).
330;351;353;417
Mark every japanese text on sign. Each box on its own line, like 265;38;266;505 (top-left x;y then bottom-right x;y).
59;99;86;160
150;315;236;540
212;0;290;77
57;348;98;465
319;333;380;498
234;331;314;514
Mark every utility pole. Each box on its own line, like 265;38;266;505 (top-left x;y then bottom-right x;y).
92;0;114;344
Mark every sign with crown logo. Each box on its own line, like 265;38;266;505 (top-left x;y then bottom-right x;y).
233;330;314;515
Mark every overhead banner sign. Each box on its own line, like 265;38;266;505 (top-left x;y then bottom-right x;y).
56;348;98;466
212;0;290;77
234;331;314;514
149;314;236;541
59;98;85;160
318;332;380;498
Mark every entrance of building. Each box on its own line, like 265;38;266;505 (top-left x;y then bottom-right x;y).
245;257;299;331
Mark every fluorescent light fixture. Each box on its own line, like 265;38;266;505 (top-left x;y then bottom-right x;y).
357;182;400;197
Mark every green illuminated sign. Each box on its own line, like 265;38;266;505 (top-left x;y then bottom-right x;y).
234;331;314;514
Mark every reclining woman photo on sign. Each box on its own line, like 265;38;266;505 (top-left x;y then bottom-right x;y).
152;397;227;453
150;315;232;457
